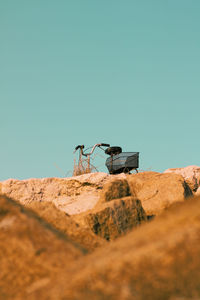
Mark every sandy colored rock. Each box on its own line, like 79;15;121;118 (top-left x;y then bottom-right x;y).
195;186;200;196
1;177;96;204
127;171;192;216
164;165;200;191
0;195;86;300
70;172;109;184
71;172;127;185
0;174;127;216
100;179;131;203
1;177;101;215
1;170;200;299
28;196;200;300
26;201;106;251
74;196;146;241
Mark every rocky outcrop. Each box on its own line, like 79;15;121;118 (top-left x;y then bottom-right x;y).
0;177;100;215
1;172;193;241
79;196;146;241
30;196;200;300
127;172;192;215
0;177;106;251
0;173;127;215
1;177;95;203
1;175;138;243
1;168;200;299
72;178;146;241
164;165;200;192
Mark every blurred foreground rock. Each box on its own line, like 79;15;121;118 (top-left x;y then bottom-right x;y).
1;168;200;299
0;195;86;300
28;196;200;300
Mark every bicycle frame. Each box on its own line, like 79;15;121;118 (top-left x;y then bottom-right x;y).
73;143;110;175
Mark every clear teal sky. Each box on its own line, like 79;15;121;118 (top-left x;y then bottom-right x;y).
1;1;200;180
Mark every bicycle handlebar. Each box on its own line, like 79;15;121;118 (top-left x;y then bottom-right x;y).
74;143;110;156
75;145;84;151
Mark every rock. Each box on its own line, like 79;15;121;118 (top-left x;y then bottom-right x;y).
0;174;128;216
195;186;200;196
70;172;109;185
1;177;94;203
74;196;147;241
127;171;193;216
0;195;85;299
164;165;200;191
99;179;131;203
26;201;106;252
1;177;101;214
1;169;200;299
32;196;200;300
71;172;127;185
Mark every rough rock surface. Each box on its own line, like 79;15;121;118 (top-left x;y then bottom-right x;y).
164;165;200;191
0;177;100;213
127;171;192;215
99;179;131;203
1;168;200;299
0;173;127;215
29;196;200;300
1;171;193;239
76;196;146;241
